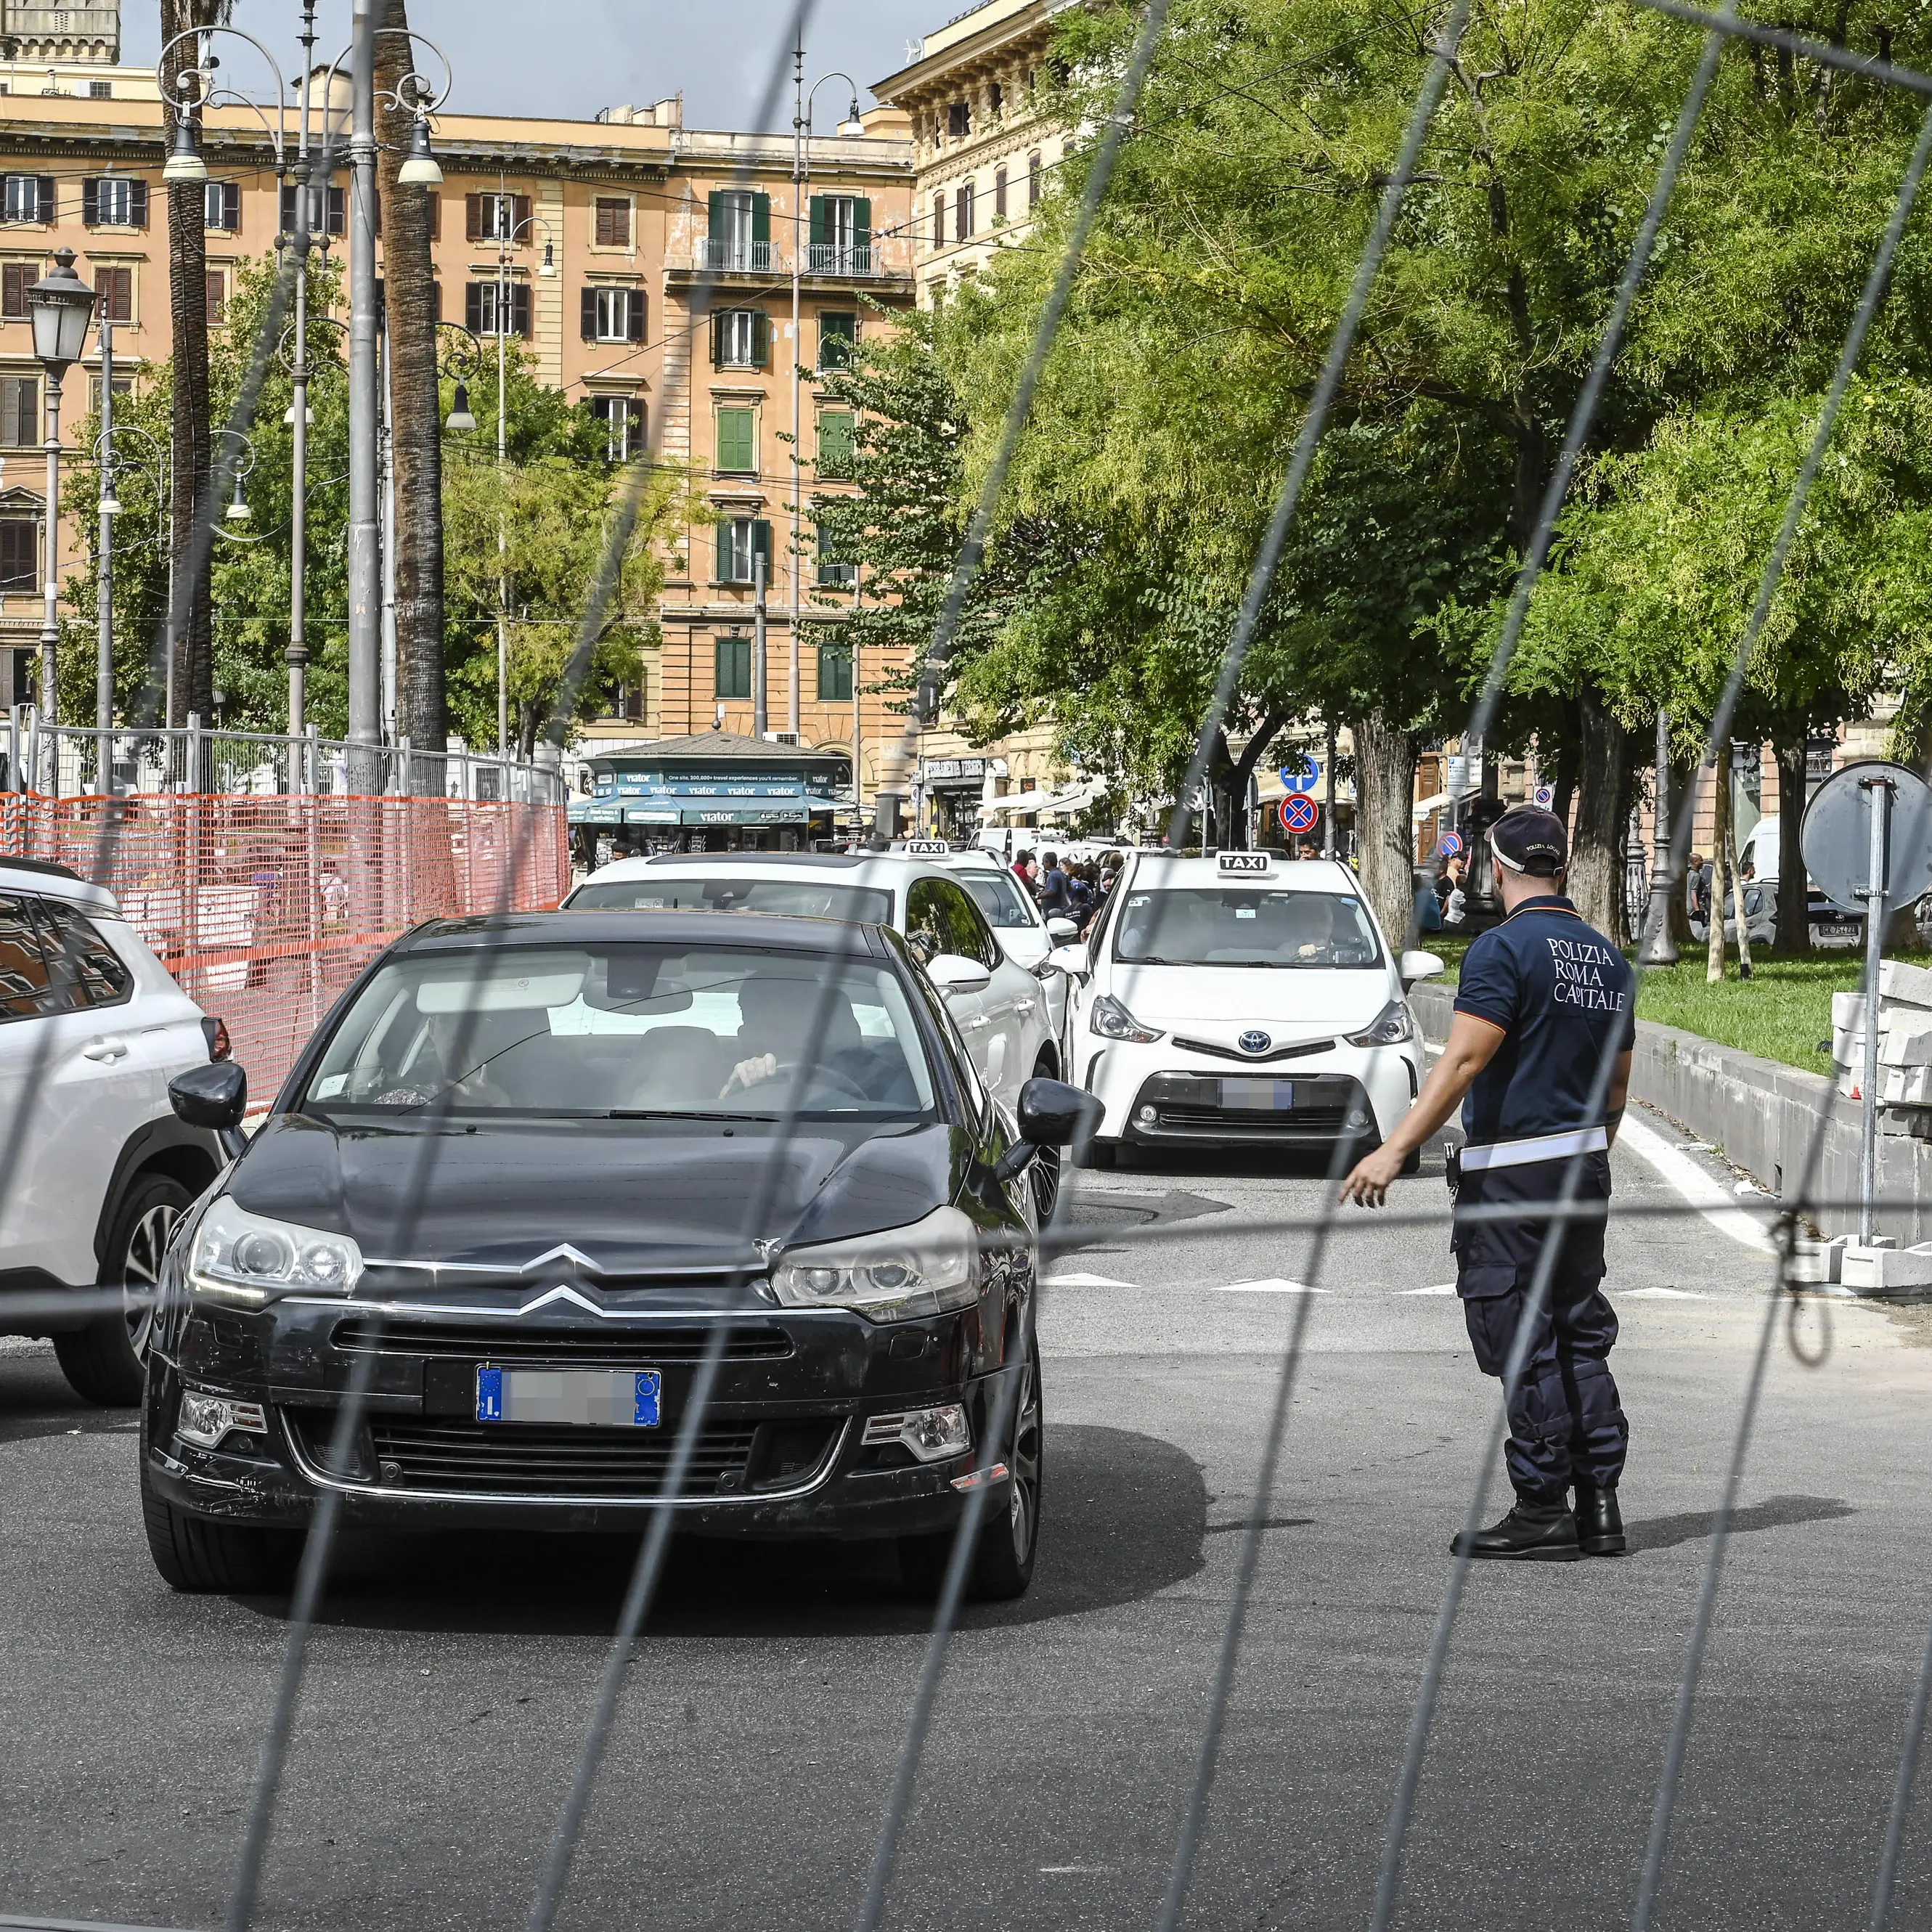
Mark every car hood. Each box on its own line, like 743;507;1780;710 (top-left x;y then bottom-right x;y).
227;1111;961;1274
1106;963;1393;1039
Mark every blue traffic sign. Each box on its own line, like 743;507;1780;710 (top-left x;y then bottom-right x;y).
1281;793;1318;836
1438;831;1463;857
1280;754;1320;794
1533;783;1554;808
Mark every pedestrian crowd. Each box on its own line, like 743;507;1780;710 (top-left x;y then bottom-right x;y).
1010;847;1121;937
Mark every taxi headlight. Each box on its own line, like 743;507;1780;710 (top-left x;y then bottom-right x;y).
1346;998;1414;1048
189;1195;363;1305
1090;993;1164;1043
770;1206;978;1322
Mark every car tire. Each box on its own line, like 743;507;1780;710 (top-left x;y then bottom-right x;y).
1080;1139;1117;1171
54;1172;192;1407
1401;1147;1422;1177
139;1422;297;1594
1030;1059;1062;1222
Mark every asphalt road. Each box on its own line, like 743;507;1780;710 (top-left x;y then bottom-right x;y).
4;1111;1932;1932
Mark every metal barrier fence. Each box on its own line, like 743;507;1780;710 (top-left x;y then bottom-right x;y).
0;788;570;1098
5;712;568;808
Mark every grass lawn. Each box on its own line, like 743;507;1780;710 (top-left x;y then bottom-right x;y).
1411;931;1925;1075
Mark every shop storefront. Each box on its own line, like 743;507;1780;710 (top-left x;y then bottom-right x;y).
913;755;1006;840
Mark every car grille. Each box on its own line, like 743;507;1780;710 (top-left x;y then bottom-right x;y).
1147;1101;1355;1136
1130;1071;1367;1138
1170;1035;1337;1064
330;1319;794;1365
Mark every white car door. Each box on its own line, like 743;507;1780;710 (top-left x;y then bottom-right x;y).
947;882;1035;1104
0;892;158;1288
905;876;995;1088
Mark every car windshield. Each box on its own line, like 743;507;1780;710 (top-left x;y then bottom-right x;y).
954;870;1037;929
568;876;894;923
301;944;936;1120
1112;888;1382;968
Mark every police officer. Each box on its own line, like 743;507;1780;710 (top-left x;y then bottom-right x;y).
1341;804;1635;1562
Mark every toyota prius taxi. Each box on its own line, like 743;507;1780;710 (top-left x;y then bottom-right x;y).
1051;850;1444;1165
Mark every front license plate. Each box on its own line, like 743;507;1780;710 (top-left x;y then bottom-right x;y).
476;1367;661;1427
1221;1077;1293;1110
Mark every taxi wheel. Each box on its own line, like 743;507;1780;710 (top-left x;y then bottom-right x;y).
1401;1147;1422;1176
1080;1140;1117;1171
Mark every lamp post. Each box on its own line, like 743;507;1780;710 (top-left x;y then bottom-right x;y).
27;248;94;796
286;0;320;735
1639;706;1679;965
791;41;860;741
96;312;114;767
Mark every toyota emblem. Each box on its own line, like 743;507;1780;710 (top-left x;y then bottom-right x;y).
1238;1030;1272;1055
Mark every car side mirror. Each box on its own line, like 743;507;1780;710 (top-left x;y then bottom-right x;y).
1399;949;1446;990
1016;1075;1103;1147
171;1061;248;1159
926;952;993;998
1045;942;1090;983
1046;916;1080;943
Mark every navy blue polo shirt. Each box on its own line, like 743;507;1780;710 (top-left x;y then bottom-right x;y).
1452;896;1636;1146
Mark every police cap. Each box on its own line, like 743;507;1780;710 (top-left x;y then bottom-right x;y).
1489;804;1568;877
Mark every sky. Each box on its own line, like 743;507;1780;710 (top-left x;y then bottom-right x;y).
123;1;934;130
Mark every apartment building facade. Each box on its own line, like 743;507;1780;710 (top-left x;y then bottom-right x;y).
0;44;916;800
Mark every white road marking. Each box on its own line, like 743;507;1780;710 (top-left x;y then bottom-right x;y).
1616;1114;1777;1254
1043;1272;1135;1289
1397;1283;1457;1295
1214;1278;1329;1294
1040;1866;1113;1875
1623;1286;1709;1300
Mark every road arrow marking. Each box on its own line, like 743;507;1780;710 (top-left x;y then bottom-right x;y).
1214;1278;1328;1293
1043;1272;1135;1288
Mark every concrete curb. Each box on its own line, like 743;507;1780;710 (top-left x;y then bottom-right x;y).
1409;982;1932;1244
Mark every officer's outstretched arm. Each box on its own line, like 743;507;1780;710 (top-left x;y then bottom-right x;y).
1339;1011;1505;1208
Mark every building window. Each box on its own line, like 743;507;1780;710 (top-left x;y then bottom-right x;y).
931;192;945;249
715;518;772;586
714;632;753;699
706;189;771;272
947;99;970;138
204;180;240;232
88;372;134;414
714;406;757;476
467;192;530;243
815;521;856;591
816;409;855;476
94;266;133;324
465;280;532;338
83;176;144;227
3;174;52;224
1;261;30;319
994;167;1008;222
280;181;343;237
0;375;38;447
0;518;34;591
817;639;853;699
594;196;630;247
818;312;856;373
205;268;227;325
955;182;974;241
582;285;645;343
1028;150;1043;209
591;394;643;462
89;81;111;99
712;308;770;370
807;195;872;274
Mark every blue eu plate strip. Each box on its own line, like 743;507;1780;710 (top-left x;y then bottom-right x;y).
635;1371;662;1427
476;1366;503;1422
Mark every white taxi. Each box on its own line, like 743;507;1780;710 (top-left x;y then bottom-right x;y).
1051;849;1443;1166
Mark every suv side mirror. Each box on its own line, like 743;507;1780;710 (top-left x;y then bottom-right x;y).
1046;916;1080;943
926;952;993;998
1045;942;1090;983
1398;949;1445;990
170;1062;248;1157
1016;1075;1103;1146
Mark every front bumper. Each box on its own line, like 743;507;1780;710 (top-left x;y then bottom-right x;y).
144;1297;1013;1541
1080;1039;1420;1146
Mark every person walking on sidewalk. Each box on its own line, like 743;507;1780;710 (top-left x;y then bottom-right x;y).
1340;804;1636;1562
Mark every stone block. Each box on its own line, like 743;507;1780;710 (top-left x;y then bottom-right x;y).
1880;958;1932;1009
1841;1241;1932;1294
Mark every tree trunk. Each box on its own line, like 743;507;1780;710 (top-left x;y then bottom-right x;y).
375;4;446;777
1352;708;1417;950
1224;711;1284;852
1706;766;1730;982
1772;730;1811;955
1669;751;1699;947
162;1;220;730
1570;686;1625;936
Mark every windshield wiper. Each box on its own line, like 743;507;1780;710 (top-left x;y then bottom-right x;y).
605;1109;780;1121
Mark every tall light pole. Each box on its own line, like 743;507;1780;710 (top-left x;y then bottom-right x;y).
1639;706;1679;965
28;248;94;796
791;49;859;741
287;0;319;735
346;0;381;781
95;313;114;758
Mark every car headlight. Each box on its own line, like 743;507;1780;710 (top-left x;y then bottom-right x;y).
770;1205;978;1322
1346;998;1414;1048
1090;993;1164;1043
189;1194;363;1305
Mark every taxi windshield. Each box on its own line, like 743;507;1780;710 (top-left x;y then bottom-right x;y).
568;876;893;924
1112;889;1382;968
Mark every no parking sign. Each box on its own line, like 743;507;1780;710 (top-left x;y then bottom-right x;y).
1279;794;1318;836
1533;783;1554;808
1437;830;1463;857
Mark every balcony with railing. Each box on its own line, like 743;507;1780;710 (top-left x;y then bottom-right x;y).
672;228;913;288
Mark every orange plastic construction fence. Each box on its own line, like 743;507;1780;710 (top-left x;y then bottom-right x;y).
1;791;571;1101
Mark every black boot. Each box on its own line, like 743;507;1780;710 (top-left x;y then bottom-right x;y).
1451;1499;1581;1562
1572;1482;1626;1557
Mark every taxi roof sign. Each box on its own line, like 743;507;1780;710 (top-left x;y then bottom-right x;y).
901;839;953;856
1217;850;1271;875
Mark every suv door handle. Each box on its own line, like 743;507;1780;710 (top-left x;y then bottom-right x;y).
81;1036;129;1061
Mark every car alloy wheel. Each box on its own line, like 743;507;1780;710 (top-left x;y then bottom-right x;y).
122;1199;179;1361
1006;1357;1040;1566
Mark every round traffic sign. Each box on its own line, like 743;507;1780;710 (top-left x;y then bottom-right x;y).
1280;793;1318;836
1533;783;1554;808
1801;760;1932;914
1437;831;1463;857
1279;754;1320;795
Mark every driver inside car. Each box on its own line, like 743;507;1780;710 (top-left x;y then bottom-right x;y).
720;974;865;1099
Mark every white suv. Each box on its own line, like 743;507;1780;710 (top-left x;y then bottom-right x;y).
0;857;229;1403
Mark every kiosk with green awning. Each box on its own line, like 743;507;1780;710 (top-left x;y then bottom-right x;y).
577;732;852;855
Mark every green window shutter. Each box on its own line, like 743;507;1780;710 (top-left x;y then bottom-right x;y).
717;407;754;473
751;192;770;246
710;309;724;368
854;197;872;253
717;635;752;699
810;195;827;250
751;310;771;369
708;190;724;243
716;522;733;582
818;411;855;473
818;641;852;702
752;520;773;572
